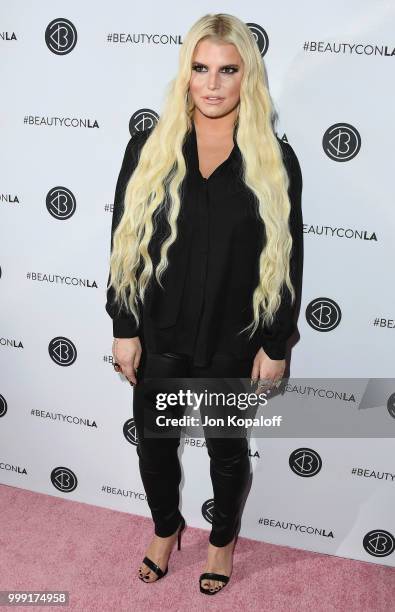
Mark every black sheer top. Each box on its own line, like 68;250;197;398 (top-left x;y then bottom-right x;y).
106;122;303;366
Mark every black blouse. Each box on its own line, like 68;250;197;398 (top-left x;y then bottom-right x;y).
106;122;303;366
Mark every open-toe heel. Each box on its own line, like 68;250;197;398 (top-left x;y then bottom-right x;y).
138;516;186;583
199;532;236;594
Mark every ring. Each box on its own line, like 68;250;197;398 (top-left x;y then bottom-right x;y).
113;362;122;372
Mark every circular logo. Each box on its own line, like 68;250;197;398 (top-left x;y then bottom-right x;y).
322;123;361;161
130;109;159;135
306;297;341;331
289;448;322;477
51;467;78;492
46;187;77;220
363;529;395;557
0;394;7;418
246;23;269;56
387;393;395;419
123;418;138;446
202;498;215;523
48;337;77;366
45;18;77;55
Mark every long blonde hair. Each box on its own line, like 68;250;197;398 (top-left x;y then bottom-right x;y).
107;12;295;340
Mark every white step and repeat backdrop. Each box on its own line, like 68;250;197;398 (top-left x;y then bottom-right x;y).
1;1;394;567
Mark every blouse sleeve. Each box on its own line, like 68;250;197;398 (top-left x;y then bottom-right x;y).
105;129;150;338
260;139;304;360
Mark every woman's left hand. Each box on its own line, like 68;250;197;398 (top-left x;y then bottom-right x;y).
251;348;285;387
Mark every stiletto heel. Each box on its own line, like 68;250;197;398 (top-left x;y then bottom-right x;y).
177;515;186;550
138;516;186;583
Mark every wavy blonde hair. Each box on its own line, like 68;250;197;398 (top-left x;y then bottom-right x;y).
108;12;295;340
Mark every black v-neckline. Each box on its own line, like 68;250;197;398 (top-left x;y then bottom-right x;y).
189;122;238;182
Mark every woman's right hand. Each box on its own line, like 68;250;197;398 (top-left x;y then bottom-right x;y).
112;337;142;385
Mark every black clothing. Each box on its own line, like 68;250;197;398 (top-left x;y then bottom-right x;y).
106;125;303;546
133;350;251;546
106;123;303;365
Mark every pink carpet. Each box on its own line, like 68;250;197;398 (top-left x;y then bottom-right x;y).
0;483;393;611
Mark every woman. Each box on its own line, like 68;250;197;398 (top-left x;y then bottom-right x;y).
106;13;303;595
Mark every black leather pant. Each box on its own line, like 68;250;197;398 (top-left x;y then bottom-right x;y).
133;350;252;547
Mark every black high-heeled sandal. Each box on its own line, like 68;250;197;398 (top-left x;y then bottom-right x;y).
138;516;186;583
199;533;237;594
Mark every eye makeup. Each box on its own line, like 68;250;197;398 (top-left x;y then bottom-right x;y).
192;62;239;74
